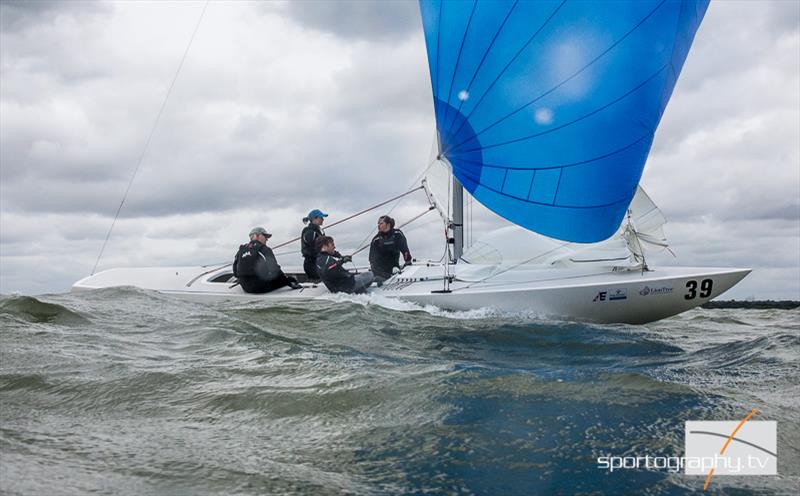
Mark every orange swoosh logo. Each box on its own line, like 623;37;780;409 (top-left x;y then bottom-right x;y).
703;408;759;491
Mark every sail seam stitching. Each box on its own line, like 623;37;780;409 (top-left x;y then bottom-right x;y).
475;181;632;210
441;0;478;132
500;168;509;192
658;0;688;127
452;133;651;171
442;0;567;155
434;0;442;100
458;64;668;153
443;0;519;137
527;170;537;201
552;168;564;205
447;0;668;154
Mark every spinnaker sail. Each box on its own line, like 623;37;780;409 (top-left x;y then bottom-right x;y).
419;0;708;242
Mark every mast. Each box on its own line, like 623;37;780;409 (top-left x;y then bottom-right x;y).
436;139;464;263
451;174;464;262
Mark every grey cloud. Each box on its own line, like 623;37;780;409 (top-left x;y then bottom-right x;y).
322;37;433;125
1;110;431;219
714;198;800;223
0;140;137;184
655;217;800;270
760;1;800;37
231;112;273;142
1;177;129;217
645;112;799;226
680;2;799;92
0;0;109;33
642;2;799;233
1;1;433;221
283;0;420;42
652;3;799;153
2;51;433;293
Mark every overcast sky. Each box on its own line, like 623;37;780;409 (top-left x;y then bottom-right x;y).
1;0;798;300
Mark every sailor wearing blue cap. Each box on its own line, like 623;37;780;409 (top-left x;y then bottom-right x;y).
300;208;328;280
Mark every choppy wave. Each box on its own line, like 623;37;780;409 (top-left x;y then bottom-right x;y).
0;294;90;325
0;291;797;495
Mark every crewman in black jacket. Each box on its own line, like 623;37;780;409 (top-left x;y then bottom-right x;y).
234;227;301;293
315;236;374;294
369;215;412;281
300;209;327;280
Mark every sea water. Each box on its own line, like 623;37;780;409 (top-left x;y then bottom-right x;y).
1;289;797;495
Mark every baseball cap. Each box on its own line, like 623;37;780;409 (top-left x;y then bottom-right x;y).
303;209;328;222
249;226;272;238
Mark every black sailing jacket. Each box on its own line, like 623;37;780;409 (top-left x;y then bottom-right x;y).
301;224;324;259
233;240;282;289
369;229;411;279
316;252;354;293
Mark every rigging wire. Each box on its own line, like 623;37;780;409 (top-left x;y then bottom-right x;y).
271;186;425;250
351;159;437;252
350;206;436;256
268;186;427;256
398;215;439;235
345;206;436;275
192;155;439;270
91;0;210;275
271;207;440;259
184;187;432;286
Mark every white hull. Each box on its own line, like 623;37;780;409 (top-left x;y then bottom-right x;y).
72;263;750;324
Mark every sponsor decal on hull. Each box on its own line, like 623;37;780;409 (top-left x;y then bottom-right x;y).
639;285;674;297
593;288;627;302
609;289;627;301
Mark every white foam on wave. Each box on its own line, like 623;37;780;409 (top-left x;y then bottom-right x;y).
319;292;548;321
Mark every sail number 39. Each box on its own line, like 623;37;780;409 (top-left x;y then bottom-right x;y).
685;279;713;300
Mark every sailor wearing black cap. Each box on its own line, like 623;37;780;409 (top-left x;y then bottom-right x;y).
233;227;301;293
300;209;328;280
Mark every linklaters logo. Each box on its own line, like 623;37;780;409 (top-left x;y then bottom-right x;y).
686;409;776;490
596;408;777;491
639;285;673;296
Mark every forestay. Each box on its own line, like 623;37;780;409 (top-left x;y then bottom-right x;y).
418;0;709;242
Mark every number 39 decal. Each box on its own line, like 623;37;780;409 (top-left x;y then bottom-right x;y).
685;279;713;300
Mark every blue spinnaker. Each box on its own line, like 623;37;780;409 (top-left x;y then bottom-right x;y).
419;0;708;242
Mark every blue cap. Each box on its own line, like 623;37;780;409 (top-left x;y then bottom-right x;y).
303;209;328;222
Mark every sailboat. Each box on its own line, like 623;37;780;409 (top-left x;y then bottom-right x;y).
73;0;750;324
